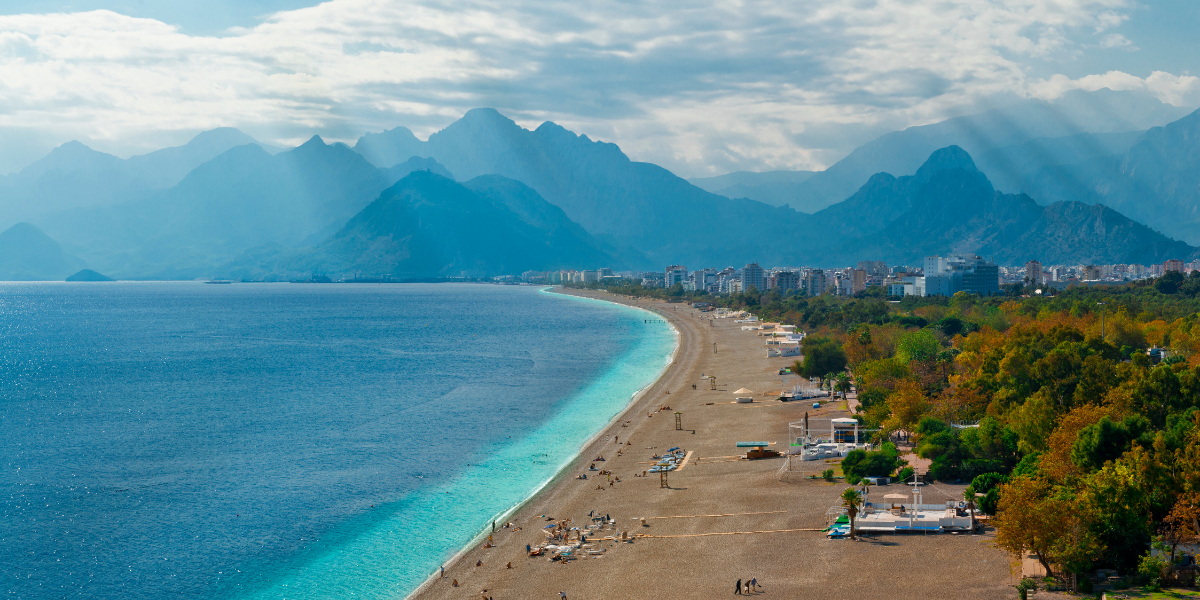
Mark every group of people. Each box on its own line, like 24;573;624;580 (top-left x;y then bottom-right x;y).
734;578;762;594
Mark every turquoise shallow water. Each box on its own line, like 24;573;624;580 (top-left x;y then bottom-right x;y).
0;283;675;600
228;290;676;600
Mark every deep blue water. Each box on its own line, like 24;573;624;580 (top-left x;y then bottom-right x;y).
0;283;675;599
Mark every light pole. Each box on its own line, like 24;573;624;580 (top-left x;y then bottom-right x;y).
1097;302;1107;341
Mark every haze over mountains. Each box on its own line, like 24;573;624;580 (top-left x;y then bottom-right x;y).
4;88;1200;281
697;90;1192;214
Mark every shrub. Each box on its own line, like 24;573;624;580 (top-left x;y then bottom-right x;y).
842;442;904;478
822;469;835;482
895;466;915;483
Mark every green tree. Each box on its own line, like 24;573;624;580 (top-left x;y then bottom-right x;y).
1155;271;1185;295
800;337;848;385
842;442;905;478
896;330;940;364
840;487;863;540
1071;415;1150;472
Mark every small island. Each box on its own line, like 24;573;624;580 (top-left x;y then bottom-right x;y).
66;269;115;282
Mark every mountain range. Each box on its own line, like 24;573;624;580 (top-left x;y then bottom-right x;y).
806;147;1196;266
711;89;1193;214
4;88;1200;280
0;128;280;230
220;172;622;280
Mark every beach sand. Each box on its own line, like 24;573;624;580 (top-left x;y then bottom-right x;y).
411;290;1017;599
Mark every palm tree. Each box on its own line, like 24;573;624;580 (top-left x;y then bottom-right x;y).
834;373;851;401
840;487;863;540
964;485;977;532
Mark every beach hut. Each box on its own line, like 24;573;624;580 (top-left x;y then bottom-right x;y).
733;387;755;403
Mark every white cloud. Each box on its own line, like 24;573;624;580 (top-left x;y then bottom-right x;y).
1030;70;1200;107
0;0;1179;176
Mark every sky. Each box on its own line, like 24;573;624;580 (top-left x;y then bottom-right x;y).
0;0;1197;177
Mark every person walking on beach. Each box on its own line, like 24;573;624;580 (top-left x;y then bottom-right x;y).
735;579;742;594
440;565;445;578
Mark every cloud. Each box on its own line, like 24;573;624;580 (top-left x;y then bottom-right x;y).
0;0;1178;176
1030;70;1200;107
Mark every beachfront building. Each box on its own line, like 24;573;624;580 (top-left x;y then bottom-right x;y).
1166;259;1186;273
665;265;688;288
741;263;765;292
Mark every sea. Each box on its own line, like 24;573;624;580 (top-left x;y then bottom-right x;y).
0;282;676;600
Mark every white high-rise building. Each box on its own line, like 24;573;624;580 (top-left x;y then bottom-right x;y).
665;265;688;288
741;263;765;292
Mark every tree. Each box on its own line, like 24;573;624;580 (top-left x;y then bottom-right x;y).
834;373;852;400
842;442;905;478
971;472;1008;514
882;380;928;438
1156;271;1185;295
994;476;1102;578
896;330;940;364
840;487;863;540
800;337;848;386
1071;415;1150;472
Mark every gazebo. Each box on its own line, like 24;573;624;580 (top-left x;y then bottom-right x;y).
733;388;755;403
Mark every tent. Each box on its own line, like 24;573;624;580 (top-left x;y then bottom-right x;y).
733;388;755;395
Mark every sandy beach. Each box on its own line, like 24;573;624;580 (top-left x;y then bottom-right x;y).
411;289;1018;600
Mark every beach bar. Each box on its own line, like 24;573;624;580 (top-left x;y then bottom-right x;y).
829;487;977;535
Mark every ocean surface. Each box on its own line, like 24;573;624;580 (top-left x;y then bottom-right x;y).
0;283;675;600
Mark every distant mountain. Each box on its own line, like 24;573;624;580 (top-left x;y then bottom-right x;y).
66;269;114;282
353;127;426;169
219;172;619;279
352;109;804;267
810;147;1197;266
40;138;455;278
974;131;1143;196
1104;108;1200;244
994;107;1200;245
786;89;1193;213
687;170;815;208
0;222;87;281
125;127;279;189
0;128;278;229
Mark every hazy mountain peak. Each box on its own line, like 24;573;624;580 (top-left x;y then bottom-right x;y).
187;127;259;147
353;126;424;169
300;135;327;147
913;145;978;184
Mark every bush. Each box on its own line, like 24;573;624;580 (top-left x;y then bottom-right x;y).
1138;551;1170;586
846;474;862;485
895;466;915;483
971;472;1008;514
842;442;904;478
822;469;835;482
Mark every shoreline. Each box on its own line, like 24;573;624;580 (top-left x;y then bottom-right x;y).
405;287;684;599
412;289;1018;600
